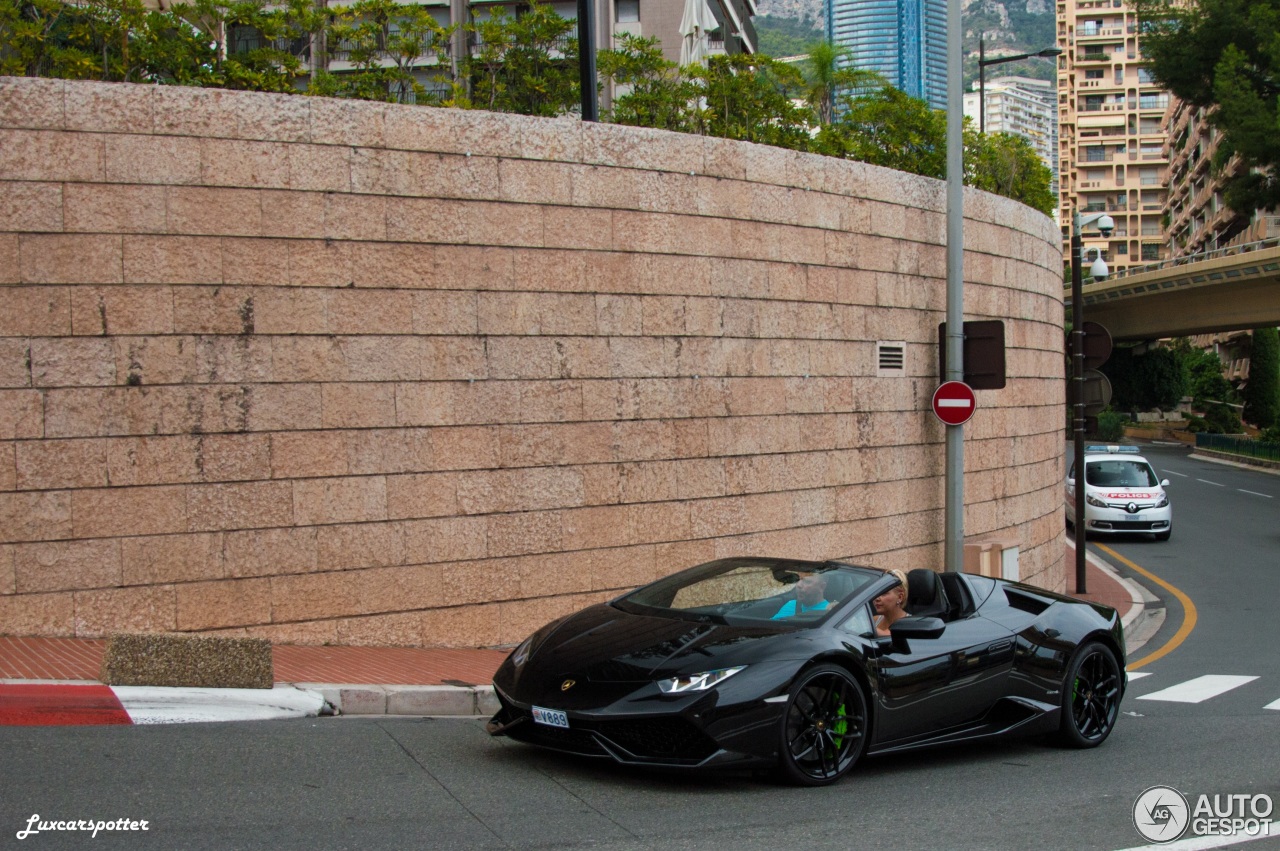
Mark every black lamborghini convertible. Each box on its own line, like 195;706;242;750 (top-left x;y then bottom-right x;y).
487;557;1125;785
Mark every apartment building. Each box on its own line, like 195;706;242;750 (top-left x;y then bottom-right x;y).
1056;0;1170;273
963;75;1060;196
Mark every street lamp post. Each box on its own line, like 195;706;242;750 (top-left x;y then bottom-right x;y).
978;36;1063;134
1070;209;1114;593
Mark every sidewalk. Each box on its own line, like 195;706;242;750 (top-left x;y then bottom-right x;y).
0;543;1153;724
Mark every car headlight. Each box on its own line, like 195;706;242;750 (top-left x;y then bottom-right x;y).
657;666;746;694
1086;494;1108;508
1156;495;1169;508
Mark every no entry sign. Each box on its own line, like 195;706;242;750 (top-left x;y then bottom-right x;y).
932;381;976;426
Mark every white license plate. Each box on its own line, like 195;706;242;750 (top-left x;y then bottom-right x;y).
531;706;569;729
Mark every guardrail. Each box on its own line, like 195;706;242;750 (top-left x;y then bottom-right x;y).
1195;433;1280;462
1099;236;1280;283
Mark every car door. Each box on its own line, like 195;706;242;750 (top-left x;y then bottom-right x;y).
868;612;1018;746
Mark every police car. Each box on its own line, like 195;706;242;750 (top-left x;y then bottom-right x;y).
1066;445;1172;540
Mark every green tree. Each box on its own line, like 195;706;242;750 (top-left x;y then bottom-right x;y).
966;129;1056;216
1136;0;1280;212
1102;345;1185;412
460;2;578;116
1243;327;1280;428
597;33;699;132
829;85;947;176
692;53;812;148
799;41;879;128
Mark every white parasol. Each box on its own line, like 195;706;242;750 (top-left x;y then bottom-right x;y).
678;0;718;66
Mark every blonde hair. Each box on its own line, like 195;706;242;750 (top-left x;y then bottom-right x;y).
885;569;908;607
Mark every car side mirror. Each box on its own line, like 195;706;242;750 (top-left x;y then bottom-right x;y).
891;616;945;639
1066;477;1075;488
1160;479;1170;487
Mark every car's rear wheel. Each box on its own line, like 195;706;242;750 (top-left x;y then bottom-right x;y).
777;664;868;786
1057;641;1121;748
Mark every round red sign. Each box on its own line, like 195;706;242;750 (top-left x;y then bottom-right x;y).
932;381;976;426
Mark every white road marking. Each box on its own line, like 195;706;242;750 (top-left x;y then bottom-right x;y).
1135;675;1258;704
1111;822;1276;851
1266;697;1280;711
1239;489;1274;499
1164;470;1190;477
1195;479;1224;487
1126;672;1153;682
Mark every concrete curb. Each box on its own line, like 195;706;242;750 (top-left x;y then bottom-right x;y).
1084;547;1166;657
292;683;501;718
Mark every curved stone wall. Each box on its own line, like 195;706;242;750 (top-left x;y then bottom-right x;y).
0;77;1065;647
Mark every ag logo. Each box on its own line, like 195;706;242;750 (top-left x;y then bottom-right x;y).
560;679;576;692
1133;785;1190;843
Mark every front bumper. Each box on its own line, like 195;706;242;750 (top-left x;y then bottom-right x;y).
487;681;787;769
1085;503;1171;533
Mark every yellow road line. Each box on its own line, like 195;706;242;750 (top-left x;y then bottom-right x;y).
1095;543;1197;670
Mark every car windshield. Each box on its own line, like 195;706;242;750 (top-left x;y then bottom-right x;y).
1085;459;1159;488
613;558;880;627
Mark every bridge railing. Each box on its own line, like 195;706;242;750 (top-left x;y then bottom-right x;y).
1098;236;1280;283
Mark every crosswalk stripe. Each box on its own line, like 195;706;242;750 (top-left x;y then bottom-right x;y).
1266;698;1280;711
1126;672;1152;682
1136;675;1258;704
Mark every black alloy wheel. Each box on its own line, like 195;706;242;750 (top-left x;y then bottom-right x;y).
777;664;868;786
1058;641;1122;748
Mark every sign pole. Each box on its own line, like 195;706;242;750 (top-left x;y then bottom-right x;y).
944;0;964;572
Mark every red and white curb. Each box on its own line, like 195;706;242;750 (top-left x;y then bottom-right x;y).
0;682;327;725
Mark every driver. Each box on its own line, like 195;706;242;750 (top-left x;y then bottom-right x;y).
771;573;829;619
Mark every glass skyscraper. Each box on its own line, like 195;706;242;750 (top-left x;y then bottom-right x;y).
826;0;948;110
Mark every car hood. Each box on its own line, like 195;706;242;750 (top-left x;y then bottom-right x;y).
518;603;800;685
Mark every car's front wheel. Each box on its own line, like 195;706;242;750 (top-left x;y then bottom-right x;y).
1057;641;1122;748
776;664;868;786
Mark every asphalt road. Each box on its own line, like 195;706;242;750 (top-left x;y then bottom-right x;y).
3;444;1277;851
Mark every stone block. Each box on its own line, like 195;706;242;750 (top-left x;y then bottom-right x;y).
0;129;104;182
386;685;476;716
310;97;385;148
0;181;62;232
171;285;254;334
120;532;226;585
15;437;109;489
287;142;351;193
291;476;389;526
71;484;188;539
176;577;273;630
64;182;167;238
259;190;326;240
200;138;290;189
0;491;72;543
243;383;322;432
100;633;273;688
327;289;414;335
223;526;318;578
0;590;74;633
0;77;65;129
166;186;263;238
63;81;152;133
186;481;294;533
123;235;222;285
317;521;406;570
30;338;116;388
19;235;122;286
73;585;177;636
0;390;41;439
14;538;121;593
104;134;201;185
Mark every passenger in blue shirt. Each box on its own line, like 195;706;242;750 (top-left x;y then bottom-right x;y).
772;573;829;619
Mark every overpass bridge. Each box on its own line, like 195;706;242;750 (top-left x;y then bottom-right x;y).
1064;238;1280;341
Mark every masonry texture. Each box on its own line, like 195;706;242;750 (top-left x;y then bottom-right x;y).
0;76;1066;648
